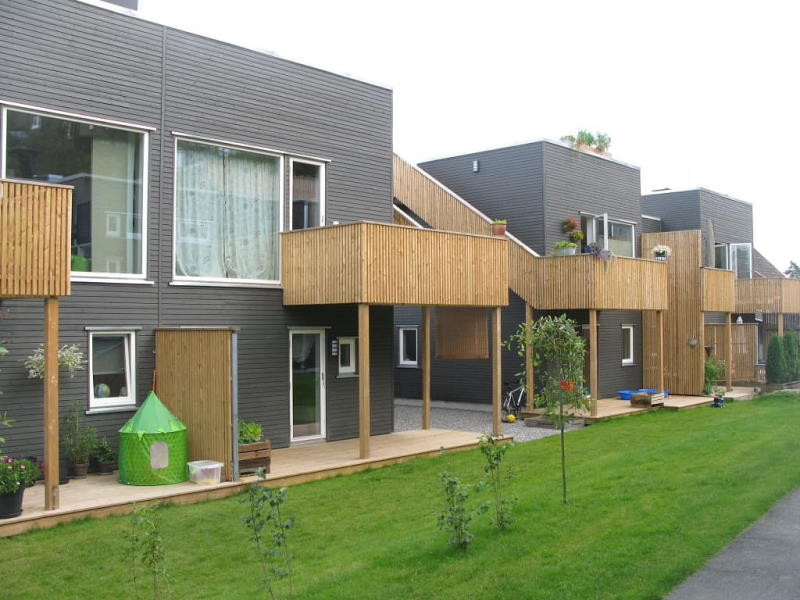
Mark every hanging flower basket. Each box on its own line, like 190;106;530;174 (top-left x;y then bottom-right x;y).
560;380;575;391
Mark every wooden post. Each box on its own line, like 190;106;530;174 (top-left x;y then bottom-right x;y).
525;303;535;411
358;304;370;459
589;310;599;416
421;306;432;430
778;313;784;337
726;312;733;391
657;310;665;394
43;297;59;510
492;307;502;437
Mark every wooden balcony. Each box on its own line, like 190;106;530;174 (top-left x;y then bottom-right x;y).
735;278;800;314
512;253;668;311
702;267;735;312
281;222;508;306
0;179;72;298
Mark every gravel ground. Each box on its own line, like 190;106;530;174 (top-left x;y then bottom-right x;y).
394;400;570;443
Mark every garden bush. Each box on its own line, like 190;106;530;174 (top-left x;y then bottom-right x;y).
782;331;800;381
766;334;788;383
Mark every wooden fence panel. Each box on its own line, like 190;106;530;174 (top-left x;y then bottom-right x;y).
435;307;488;359
155;329;233;481
705;323;758;383
702;268;735;312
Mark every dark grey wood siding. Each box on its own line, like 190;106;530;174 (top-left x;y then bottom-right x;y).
0;0;393;457
641;190;703;233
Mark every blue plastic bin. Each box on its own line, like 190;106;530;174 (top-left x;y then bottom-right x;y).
618;390;634;400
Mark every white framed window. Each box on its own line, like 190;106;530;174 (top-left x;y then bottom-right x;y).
1;104;149;280
621;325;634;365
398;327;419;367
338;337;357;375
581;213;635;257
89;331;136;410
173;137;283;285
714;243;729;269
289;157;325;230
729;242;753;279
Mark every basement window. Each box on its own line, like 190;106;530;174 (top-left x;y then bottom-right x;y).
621;325;634;365
89;331;135;409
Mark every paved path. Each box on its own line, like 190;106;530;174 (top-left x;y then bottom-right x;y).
668;486;800;599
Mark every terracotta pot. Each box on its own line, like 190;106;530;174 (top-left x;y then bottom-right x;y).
71;462;89;479
0;485;25;519
491;223;507;236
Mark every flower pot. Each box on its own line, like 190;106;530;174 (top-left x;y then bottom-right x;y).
554;246;577;256
654;255;667;262
71;462;89;479
491;223;506;236
98;460;117;475
0;485;25;519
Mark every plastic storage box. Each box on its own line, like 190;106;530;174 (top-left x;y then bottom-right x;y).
618;390;634;400
187;460;223;484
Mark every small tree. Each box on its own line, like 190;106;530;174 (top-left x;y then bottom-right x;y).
784;261;800;279
127;505;171;600
783;331;800;381
436;471;486;550
478;434;516;531
507;314;589;504
766;334;788;384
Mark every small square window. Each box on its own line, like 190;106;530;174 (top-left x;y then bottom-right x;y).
89;331;136;409
621;325;634;365
399;328;418;366
339;337;357;375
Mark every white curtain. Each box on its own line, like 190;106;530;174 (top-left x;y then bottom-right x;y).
176;141;279;280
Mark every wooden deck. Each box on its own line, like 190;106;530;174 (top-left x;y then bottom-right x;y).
0;429;487;538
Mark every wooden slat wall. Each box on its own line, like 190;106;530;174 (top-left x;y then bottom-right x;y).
281;222;509;307
393;154;492;236
154;329;234;481
642;230;704;395
524;254;668;310
705;324;758;383
435;307;488;359
0;179;72;298
702;268;735;312
736;278;800;314
781;279;800;313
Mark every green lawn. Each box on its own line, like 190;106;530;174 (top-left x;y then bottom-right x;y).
4;393;800;599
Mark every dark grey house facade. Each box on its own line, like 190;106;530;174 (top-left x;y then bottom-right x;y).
395;141;645;402
0;0;394;457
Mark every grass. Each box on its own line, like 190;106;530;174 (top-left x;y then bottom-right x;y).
4;393;800;599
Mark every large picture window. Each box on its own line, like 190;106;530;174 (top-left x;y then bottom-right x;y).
175;139;281;283
89;331;135;410
3;108;146;276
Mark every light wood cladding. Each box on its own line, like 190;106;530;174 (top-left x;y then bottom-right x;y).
642;230;705;395
155;329;234;481
1;180;72;298
702;268;735;312
281;222;508;306
435;307;488;359
705;323;758;383
518;254;667;310
736;278;800;314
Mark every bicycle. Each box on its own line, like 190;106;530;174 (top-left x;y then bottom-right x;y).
502;383;527;420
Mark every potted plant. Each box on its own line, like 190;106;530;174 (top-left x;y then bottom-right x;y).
0;457;40;518
94;438;117;475
553;241;577;256
651;244;672;261
711;385;726;408
238;421;271;474
569;230;584;244
62;404;98;479
561;216;578;233
491;219;507;236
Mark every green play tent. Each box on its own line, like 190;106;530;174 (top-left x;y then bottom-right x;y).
118;391;188;485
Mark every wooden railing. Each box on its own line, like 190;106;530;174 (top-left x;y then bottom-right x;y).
0;179;72;298
702;267;735;312
516;254;668;310
735;278;800;314
281;222;508;306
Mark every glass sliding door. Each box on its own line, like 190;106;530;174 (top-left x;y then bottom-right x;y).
290;330;325;441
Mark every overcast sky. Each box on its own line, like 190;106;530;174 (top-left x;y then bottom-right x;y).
140;0;799;271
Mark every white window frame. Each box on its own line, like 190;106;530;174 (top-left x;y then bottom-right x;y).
338;337;357;375
398;327;419;367
88;331;136;410
714;243;730;270
729;242;753;279
171;136;284;288
581;212;636;257
621;324;635;365
289;157;326;230
1;103;150;282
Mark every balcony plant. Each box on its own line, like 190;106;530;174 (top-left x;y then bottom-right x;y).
569;230;584;244
0;457;40;518
651;245;672;262
62;403;98;478
561;216;578;233
553;241;577;257
491;219;507;236
238;421;271;474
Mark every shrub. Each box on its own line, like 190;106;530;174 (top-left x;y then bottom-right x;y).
766;334;788;384
239;421;263;444
783;331;800;381
436;471;486;550
703;355;727;395
127;505;171;600
62;403;98;464
478;434;517;531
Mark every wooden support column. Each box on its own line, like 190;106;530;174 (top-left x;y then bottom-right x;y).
726;312;733;391
43;297;59;510
525;303;535;411
589;310;599;416
358;304;370;459
492;307;502;437
421;306;432;430
778;313;785;337
656;310;665;394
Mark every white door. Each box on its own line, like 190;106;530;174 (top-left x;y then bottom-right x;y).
289;330;326;441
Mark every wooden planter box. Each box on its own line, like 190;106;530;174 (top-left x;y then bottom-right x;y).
631;392;664;407
239;440;271;474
